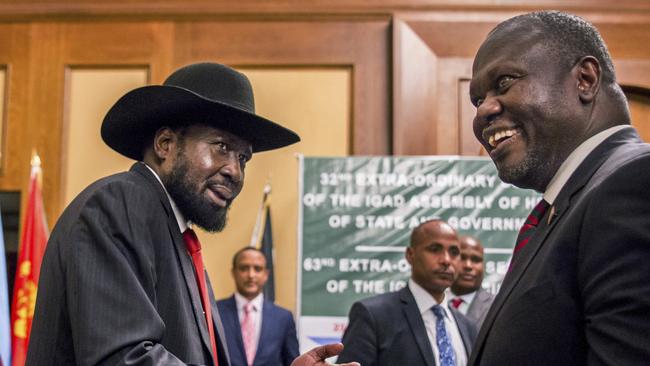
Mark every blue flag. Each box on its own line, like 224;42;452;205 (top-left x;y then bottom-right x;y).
0;208;11;366
259;206;275;303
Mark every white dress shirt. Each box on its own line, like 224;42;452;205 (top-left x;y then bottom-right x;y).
144;162;188;232
235;292;264;355
544;125;629;203
409;279;467;366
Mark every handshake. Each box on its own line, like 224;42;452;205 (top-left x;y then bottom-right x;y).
291;344;359;366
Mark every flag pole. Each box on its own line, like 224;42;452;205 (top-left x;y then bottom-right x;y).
249;179;271;248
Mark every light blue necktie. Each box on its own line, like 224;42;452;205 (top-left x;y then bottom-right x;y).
432;305;457;366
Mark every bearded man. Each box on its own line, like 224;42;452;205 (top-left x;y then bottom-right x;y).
27;62;357;366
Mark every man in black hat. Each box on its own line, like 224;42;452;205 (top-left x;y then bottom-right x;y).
27;63;356;366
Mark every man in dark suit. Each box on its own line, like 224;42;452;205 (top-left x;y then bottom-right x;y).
26;62;356;366
338;220;477;366
217;247;299;366
468;11;650;365
448;236;494;330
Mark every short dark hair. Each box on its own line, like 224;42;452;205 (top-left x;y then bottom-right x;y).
493;11;616;84
231;247;267;269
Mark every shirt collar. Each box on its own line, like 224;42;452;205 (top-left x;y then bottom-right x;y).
143;162;189;233
544;125;629;204
235;292;264;312
409;279;450;319
449;288;477;305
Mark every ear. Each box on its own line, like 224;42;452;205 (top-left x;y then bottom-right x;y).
152;127;177;160
576;56;601;104
405;246;414;265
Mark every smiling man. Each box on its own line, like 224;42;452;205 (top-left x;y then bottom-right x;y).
217;248;299;366
26;62;357;366
468;11;650;366
448;236;494;330
338;220;476;366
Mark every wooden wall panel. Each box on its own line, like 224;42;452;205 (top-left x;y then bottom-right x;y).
393;19;437;155
64;69;148;205
393;11;650;156
0;25;30;191
393;14;497;155
0;0;649;18
56;22;173;222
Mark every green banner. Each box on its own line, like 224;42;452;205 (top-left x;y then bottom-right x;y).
297;156;539;350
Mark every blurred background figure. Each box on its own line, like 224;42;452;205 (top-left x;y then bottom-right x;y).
217;247;299;366
448;236;494;329
338;220;476;366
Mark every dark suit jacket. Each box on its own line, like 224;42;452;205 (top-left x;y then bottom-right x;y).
338;287;477;366
27;163;231;366
463;288;494;330
216;295;299;366
469;128;650;366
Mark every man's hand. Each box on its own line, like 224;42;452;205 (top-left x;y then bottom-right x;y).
290;343;360;366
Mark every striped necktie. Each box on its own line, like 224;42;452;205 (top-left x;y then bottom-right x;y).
510;199;550;269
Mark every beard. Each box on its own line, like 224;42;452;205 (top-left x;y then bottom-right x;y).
495;137;561;193
161;152;230;232
496;151;546;190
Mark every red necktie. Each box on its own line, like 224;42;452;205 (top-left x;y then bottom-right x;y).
510;199;550;269
183;228;219;365
450;297;464;309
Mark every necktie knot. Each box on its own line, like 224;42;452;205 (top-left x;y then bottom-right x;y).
450;297;463;309
432;304;445;319
244;302;254;314
510;199;551;270
183;228;202;254
528;199;550;226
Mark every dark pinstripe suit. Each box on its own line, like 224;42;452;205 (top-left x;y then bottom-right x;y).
27;163;230;366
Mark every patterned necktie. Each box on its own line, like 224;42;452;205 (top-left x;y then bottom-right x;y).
450;297;463;309
183;228;219;365
509;199;550;269
241;302;256;366
432;305;456;366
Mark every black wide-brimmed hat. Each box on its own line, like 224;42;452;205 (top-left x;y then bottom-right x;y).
101;62;300;160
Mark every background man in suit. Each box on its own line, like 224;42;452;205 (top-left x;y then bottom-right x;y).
338;220;476;366
217;247;299;366
448;236;494;330
26;62;356;366
468;11;650;365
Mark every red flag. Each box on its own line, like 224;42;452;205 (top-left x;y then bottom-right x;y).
11;154;48;366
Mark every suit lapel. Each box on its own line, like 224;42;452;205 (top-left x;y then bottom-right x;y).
170;216;214;360
131;163;215;362
465;290;481;320
400;288;436;366
466;289;488;322
469;129;639;365
255;300;274;365
449;307;472;356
